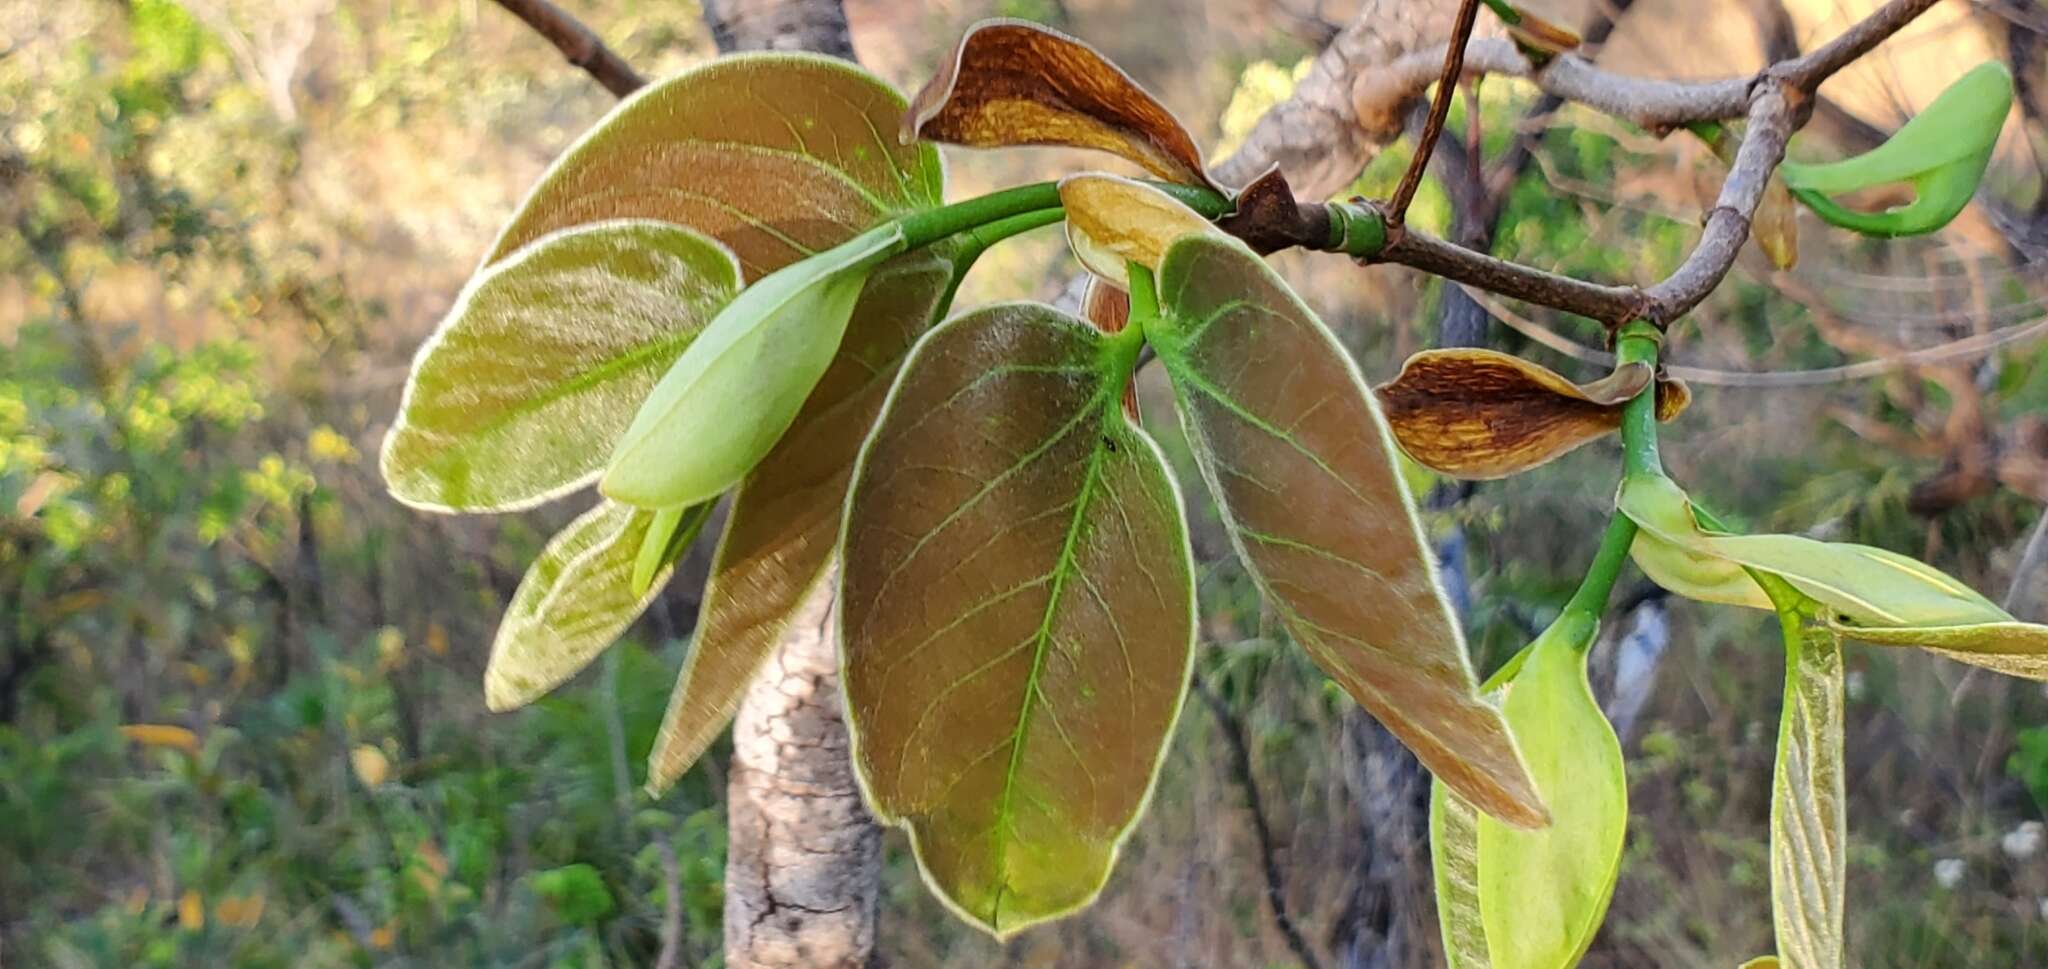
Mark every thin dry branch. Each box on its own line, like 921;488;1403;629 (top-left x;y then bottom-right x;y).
489;0;646;98
1387;0;1482;225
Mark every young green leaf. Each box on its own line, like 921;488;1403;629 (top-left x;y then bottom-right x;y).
485;500;711;711
1433;760;1496;969
1741;959;1783;969
1779;62;2011;238
600;224;907;510
838;303;1195;938
1377;349;1689;480
1151;233;1544;829
381;222;740;513
643;251;954;794
1764;586;1847;969
487;53;942;279
1620;472;2048;680
1058;174;1218;288
1477;612;1627;969
904;20;1221;191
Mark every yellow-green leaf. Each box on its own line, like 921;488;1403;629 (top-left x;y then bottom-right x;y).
601;224;906;510
484;500;711;711
644;251;954;793
381;222;739;512
1151;232;1543;828
1433;764;1495;969
1619;472;2005;627
487;53;942;280
1765;588;1847;969
839;303;1195;938
1826;621;2048;680
1058;173;1217;288
1477;612;1626;969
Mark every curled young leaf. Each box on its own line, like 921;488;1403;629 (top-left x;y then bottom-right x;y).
1779;62;2011;239
1826;621;2048;680
485;500;711;711
1060;174;1218;288
1433;755;1496;969
1765;590;1847;969
488;53;942;279
382;222;740;513
839;303;1195;938
1377;350;1690;480
1151;233;1544;828
1620;472;2005;627
905;19;1220;190
643;251;954;793
601;224;907;510
1477;612;1627;969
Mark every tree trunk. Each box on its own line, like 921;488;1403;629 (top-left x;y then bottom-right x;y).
699;5;876;968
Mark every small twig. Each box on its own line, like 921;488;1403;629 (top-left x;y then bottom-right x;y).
1194;675;1324;969
1375;227;1645;323
489;0;646;98
653;830;687;969
1773;0;1944;93
1387;0;1482;226
2006;510;2048;616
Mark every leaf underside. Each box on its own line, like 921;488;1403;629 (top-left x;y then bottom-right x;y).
487;52;943;280
904;19;1220;191
1377;349;1689;480
839;303;1195;938
1151;233;1543;828
1433;778;1495;969
1771;605;1847;969
645;251;955;792
382;222;739;512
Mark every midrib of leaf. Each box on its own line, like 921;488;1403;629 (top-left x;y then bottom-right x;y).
1161;355;1372;509
987;384;1116;928
426;328;701;460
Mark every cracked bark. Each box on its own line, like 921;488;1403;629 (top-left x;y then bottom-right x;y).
700;6;876;968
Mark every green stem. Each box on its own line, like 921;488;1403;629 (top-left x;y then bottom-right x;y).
936;208;1067;311
1561;513;1638;627
1614;319;1664;478
1125;259;1161;330
896;179;1233;252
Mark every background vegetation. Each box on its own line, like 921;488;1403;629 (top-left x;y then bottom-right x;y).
6;0;2048;965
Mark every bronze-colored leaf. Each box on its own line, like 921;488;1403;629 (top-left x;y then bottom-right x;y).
488;54;942;280
840;303;1195;937
1060;174;1218;288
1151;234;1544;829
1376;349;1690;480
905;19;1220;191
644;250;955;793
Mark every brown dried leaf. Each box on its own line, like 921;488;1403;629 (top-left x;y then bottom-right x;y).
1151;234;1544;828
1376;349;1690;480
644;251;955;793
905;20;1220;190
840;303;1195;936
1216;166;1317;255
1060;174;1217;287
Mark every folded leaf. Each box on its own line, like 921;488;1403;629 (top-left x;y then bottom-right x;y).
644;250;954;793
485;500;711;710
904;19;1220;191
1827;621;2048;680
1477;612;1627;969
1619;472;2005;627
1059;173;1217;288
839;303;1195;938
382;222;739;513
1377;349;1689;480
1151;233;1544;828
488;53;942;279
1766;592;1847;969
1779;62;2010;238
1433;759;1497;969
602;224;906;509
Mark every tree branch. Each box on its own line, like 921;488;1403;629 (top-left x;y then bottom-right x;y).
488;0;646;98
1195;675;1324;969
1387;0;1482;225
